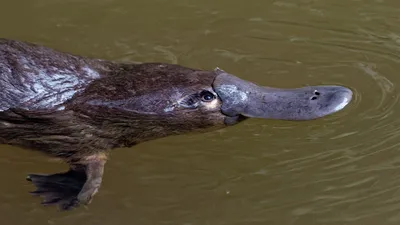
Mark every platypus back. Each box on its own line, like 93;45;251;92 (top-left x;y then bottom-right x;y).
0;39;107;111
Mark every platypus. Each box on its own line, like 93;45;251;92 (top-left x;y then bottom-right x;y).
0;38;352;210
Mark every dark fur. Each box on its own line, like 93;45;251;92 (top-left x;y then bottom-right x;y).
0;39;228;163
0;38;236;210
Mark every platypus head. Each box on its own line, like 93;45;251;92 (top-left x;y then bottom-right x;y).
73;63;352;143
138;65;352;129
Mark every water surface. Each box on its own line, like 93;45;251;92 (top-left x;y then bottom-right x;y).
1;0;400;224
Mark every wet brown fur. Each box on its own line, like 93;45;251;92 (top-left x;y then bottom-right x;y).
0;38;235;210
0;39;228;163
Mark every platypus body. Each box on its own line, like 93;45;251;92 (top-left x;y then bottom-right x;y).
0;38;352;210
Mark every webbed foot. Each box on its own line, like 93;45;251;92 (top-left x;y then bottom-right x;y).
27;154;107;211
27;169;85;210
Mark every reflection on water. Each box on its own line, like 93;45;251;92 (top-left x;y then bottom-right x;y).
1;0;400;224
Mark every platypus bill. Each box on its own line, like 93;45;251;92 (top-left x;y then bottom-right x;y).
0;38;352;210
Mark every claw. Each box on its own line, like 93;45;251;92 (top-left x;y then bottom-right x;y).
42;197;62;206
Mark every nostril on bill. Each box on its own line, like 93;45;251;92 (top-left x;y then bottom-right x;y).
310;90;320;100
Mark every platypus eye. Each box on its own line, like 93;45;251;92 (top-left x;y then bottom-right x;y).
200;90;216;102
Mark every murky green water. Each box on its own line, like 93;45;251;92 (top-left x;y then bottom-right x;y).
1;0;400;224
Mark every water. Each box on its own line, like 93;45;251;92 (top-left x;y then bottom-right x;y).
1;0;400;224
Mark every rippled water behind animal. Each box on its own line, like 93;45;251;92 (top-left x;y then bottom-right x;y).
1;0;400;224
